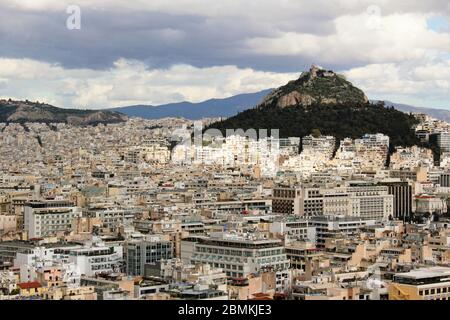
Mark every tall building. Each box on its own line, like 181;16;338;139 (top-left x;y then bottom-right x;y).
378;180;413;220
438;171;450;187
125;236;173;276
346;182;393;221
429;132;450;153
24;200;82;238
272;187;301;215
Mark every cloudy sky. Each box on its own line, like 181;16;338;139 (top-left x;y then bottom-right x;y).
0;0;450;109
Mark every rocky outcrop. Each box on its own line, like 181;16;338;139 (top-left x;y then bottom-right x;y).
257;65;369;109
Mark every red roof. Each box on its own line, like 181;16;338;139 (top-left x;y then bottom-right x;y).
249;296;272;300
17;281;42;289
252;292;271;297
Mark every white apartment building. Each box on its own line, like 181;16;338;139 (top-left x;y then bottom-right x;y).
355;133;390;151
24;200;82;238
65;245;123;277
355;133;390;168
302;135;336;160
414;195;447;215
309;216;378;247
190;232;290;277
84;207;137;230
14;247;56;282
346;182;393;220
270;218;316;242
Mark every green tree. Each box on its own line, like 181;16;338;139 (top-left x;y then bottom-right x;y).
311;128;322;138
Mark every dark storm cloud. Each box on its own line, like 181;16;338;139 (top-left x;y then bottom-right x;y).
0;5;339;72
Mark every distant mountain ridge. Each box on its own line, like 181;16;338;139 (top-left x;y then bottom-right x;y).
110;82;449;122
372;100;450;123
108;89;272;120
0;99;127;125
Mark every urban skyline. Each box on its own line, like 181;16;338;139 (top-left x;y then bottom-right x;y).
1;0;450;305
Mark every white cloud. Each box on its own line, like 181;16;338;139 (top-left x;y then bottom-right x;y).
344;61;450;107
0;58;297;108
246;13;450;65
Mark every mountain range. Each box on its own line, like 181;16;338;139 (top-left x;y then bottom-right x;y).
2;65;450;126
108;90;272;120
110;82;450;122
373;100;450;123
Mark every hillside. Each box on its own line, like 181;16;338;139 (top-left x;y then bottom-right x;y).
109;89;272;120
208;65;421;150
0;99;127;125
209;102;420;149
257;65;368;109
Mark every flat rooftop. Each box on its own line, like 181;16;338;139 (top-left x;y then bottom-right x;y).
395;267;450;280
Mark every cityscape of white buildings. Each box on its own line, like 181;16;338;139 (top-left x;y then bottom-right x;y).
0;113;450;300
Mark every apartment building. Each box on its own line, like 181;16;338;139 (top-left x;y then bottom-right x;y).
195;199;272;215
414;195;447;215
285;242;324;271
190;232;289;277
61;245;123;277
301;135;336;160
272;187;301;215
429;132;450;153
309;216;378;248
346;182;393;221
273;182;393;221
389;267;450;300
269;218;316;242
125;236;173;276
24;200;82;238
84;207;137;230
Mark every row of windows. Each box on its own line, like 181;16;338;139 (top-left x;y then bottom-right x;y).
419;287;450;296
38;214;77;219
195;254;286;265
214;263;243;271
36;220;71;225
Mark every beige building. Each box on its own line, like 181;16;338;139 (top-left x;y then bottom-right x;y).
389;267;450;300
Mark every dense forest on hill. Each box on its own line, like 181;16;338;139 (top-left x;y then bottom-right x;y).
207;101;422;151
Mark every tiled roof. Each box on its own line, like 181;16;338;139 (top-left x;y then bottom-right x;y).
17;281;42;289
